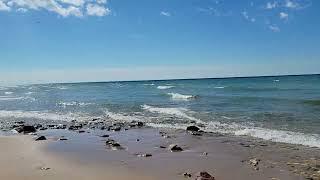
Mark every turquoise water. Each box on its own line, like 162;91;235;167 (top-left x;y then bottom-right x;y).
1;75;320;147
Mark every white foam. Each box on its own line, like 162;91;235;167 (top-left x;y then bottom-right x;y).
0;96;35;101
56;86;68;90
234;127;320;148
25;92;34;95
57;101;94;108
4;92;13;95
157;86;174;90
143;83;155;86
104;110;143;122
167;93;197;100
0;110;91;122
214;86;225;89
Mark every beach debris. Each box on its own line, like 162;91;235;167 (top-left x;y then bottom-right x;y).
169;144;183;152
35;136;47;141
202;152;208;156
78;130;85;133
59;137;68;141
195;171;215;180
159;145;166;149
15;125;36;133
186;126;200;132
136;139;140;142
136;153;152;157
183;172;192;178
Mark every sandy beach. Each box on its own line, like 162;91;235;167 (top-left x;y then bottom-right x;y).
1;124;319;180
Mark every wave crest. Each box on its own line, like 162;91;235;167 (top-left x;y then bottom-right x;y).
157;86;174;90
167;93;197;100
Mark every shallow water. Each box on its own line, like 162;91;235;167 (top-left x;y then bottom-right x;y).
1;75;320;147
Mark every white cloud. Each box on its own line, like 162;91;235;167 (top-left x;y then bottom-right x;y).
269;25;280;32
285;0;299;9
0;1;10;11
86;3;110;16
0;0;111;17
266;2;277;9
280;12;289;20
160;11;171;17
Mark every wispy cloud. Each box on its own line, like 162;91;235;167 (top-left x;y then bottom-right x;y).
0;0;111;17
280;12;289;20
241;11;255;22
160;11;171;17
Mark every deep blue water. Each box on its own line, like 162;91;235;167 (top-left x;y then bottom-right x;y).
1;75;320;147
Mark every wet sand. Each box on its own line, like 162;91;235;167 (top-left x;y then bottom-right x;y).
1;127;319;180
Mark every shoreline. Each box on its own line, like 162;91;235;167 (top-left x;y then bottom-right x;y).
1;122;320;180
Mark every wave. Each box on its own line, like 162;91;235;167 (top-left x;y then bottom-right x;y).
104;110;143;122
57;101;94;108
167;93;197;100
214;86;226;89
141;104;203;123
4;92;13;95
0;110;92;122
25;92;34;95
0;96;35;101
157;86;174;90
0;110;88;121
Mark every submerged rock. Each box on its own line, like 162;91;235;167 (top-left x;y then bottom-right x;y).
186;126;200;132
100;134;110;138
169;144;183;152
35;136;47;141
195;171;215;180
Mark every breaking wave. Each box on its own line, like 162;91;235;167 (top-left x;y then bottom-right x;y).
57;101;94;108
0;110;92;122
157;85;174;90
167;93;197;100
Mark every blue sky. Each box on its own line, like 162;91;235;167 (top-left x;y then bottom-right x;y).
0;0;319;84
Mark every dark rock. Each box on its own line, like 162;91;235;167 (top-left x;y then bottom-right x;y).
136;139;140;142
15;125;36;133
59;138;68;141
186;126;200;132
137;121;144;127
106;139;123;149
35;136;46;141
39;127;48;131
68;124;82;130
78;130;85;133
34;124;43;129
169;144;183;152
159;145;166;149
195;171;215;180
183;172;192;178
112;126;121;131
136;153;152;157
15;121;25;124
100;134;110;138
